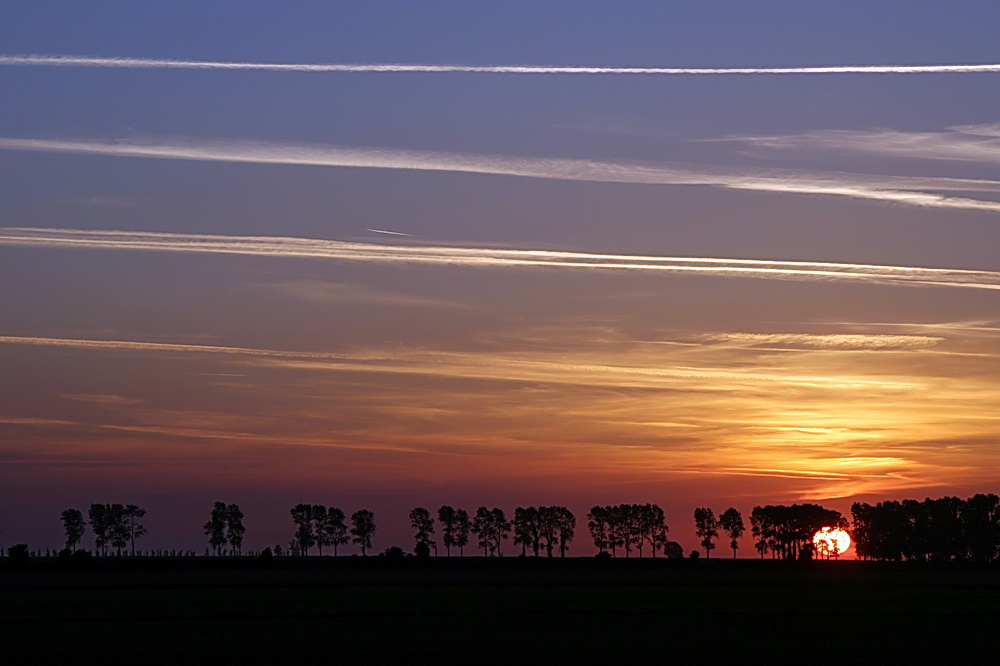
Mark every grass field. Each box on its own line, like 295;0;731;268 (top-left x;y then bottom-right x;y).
2;557;998;662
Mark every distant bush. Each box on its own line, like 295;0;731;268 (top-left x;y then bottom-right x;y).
8;544;29;563
594;551;612;560
380;546;406;560
688;550;700;560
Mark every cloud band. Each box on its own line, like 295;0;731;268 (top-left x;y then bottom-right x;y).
3;55;1000;75
2;227;1000;291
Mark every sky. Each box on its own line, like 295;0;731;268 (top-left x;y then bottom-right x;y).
2;1;1000;557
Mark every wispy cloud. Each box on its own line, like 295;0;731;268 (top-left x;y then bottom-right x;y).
718;122;1000;165
3;227;1000;291
698;332;942;350
1;136;999;212
58;393;144;405
258;280;468;309
3;54;1000;75
0;334;920;391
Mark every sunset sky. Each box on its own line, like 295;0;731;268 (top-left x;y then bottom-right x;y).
2;2;1000;556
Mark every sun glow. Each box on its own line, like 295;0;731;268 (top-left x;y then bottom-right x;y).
813;528;852;558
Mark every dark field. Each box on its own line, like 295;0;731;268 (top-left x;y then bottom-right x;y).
3;558;998;663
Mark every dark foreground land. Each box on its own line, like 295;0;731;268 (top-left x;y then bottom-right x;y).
2;557;998;663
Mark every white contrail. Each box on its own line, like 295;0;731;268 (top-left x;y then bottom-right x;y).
367;228;415;237
3;227;1000;291
2;136;1000;212
2;54;1000;75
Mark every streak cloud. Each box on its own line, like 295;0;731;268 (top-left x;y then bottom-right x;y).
3;227;1000;290
1;137;999;212
2;54;1000;75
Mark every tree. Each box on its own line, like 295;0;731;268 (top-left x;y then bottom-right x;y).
290;504;315;555
472;507;493;556
554;506;576;558
491;508;511;557
224;503;245;555
751;504;844;560
60;508;86;553
471;507;510;557
318;507;349;556
718;507;745;559
454;508;471;556
89;504;110;556
693;507;719;558
204;502;228;555
123;505;147;556
350;509;376;556
438;506;459;556
587;506;611;555
409;507;436;554
310;505;329;555
513;507;541;556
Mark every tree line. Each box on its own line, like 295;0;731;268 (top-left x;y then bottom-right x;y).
750;504;847;560
30;495;1000;561
58;504;149;557
851;494;1000;562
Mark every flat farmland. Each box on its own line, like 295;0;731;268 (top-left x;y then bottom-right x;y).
2;559;998;662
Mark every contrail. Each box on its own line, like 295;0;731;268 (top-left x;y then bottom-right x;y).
2;136;1000;212
3;227;1000;291
2;54;1000;75
367;228;415;237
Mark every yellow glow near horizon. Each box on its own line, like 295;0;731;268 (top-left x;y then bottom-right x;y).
813;528;852;557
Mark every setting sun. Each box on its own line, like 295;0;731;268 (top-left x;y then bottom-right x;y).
813;528;852;558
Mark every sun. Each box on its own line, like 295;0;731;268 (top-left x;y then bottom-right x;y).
813;527;851;558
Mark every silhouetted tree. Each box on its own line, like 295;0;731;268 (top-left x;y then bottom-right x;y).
513;507;541;556
89;504;110;556
61;508;86;553
122;505;147;556
554;506;576;557
454;508;471;556
853;494;1000;562
472;507;493;556
88;503;131;556
636;504;668;558
317;507;349;556
438;506;457;556
409;507;436;553
310;505;329;555
694;507;718;558
718;507;745;559
491;508;511;556
108;504;129;555
291;504;315;555
224;503;245;555
471;507;511;556
513;506;576;557
751;504;844;560
350;509;376;556
8;543;29;563
204;502;228;555
612;504;638;557
964;493;1000;562
588;504;667;558
587;506;611;555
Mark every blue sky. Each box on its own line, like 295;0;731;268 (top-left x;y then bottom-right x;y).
1;2;1000;555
